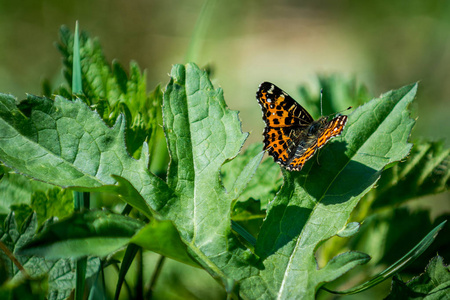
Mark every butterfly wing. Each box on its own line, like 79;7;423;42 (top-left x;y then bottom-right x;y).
256;82;314;127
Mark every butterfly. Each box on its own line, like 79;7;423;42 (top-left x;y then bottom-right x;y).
256;82;348;171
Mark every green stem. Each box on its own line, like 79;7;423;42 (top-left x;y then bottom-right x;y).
136;248;144;300
146;255;166;299
75;257;87;300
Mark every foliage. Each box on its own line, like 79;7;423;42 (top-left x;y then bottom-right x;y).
385;255;450;299
0;27;448;299
0;212;101;300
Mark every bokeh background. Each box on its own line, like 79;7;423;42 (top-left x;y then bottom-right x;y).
0;0;449;299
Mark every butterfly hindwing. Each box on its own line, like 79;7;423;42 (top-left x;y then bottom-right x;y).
287;115;348;171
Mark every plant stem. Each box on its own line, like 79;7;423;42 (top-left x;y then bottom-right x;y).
0;240;28;278
136;248;144;300
145;255;166;299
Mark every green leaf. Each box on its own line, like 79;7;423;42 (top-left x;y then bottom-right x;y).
75;257;87;300
239;84;417;299
0;212;101;300
131;219;200;268
228;150;264;201
349;208;448;267
113;243;139;300
324;220;446;295
18;210;144;259
222;142;281;209
231;198;265;242
337;222;361;238
0;93;169;218
0;168;73;225
370;140;450;209
56;26;162;159
161;63;254;278
31;188;73;227
385;255;450;299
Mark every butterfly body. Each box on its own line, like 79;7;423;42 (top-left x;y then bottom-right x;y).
256;82;348;171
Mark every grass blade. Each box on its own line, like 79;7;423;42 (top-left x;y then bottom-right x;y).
72;21;82;94
114;244;139;300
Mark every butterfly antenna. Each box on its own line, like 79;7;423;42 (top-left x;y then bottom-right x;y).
320;88;323;117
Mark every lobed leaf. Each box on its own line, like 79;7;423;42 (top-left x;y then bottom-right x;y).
0;93;170;218
57;26;162;159
238;84;417;299
161;63;257;280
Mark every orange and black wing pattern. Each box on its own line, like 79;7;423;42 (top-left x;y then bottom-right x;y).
288;115;347;171
256;82;313;166
256;82;348;171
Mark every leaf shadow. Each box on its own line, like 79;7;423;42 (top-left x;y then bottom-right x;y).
300;140;382;205
255;140;382;260
255;204;312;261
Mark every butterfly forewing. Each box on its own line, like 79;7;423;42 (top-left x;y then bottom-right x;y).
263;127;297;163
257;82;314;127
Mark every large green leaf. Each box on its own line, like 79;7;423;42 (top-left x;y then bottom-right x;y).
161;63;258;280
0;93;169;218
237;84;417;299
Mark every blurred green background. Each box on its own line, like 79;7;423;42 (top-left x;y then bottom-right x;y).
1;0;449;145
0;0;449;299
